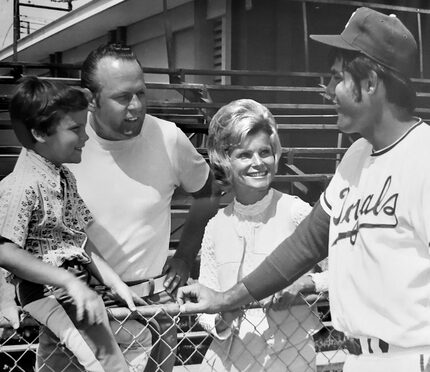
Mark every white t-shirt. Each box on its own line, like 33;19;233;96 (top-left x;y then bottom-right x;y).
69;114;209;281
320;119;430;348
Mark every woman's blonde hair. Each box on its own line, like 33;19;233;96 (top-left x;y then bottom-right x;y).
207;99;281;190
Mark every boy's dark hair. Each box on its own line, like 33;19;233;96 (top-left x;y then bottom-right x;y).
9;76;89;148
81;43;142;96
329;48;416;114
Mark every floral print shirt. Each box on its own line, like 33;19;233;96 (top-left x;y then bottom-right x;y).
0;149;92;267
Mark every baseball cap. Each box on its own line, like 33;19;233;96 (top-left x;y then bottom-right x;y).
310;7;417;77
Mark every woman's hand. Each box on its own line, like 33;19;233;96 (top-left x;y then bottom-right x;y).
215;309;243;334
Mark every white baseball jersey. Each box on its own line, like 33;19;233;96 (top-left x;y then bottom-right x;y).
320;119;430;348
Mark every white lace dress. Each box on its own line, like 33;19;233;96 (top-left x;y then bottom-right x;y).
198;189;322;372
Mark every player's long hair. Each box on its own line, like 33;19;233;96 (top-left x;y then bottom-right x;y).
329;48;416;115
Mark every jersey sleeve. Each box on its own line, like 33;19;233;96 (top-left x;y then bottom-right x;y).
0;177;38;249
174;127;210;194
319;170;340;216
320;138;368;215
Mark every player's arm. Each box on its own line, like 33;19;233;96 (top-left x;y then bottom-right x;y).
163;172;220;293
177;201;330;313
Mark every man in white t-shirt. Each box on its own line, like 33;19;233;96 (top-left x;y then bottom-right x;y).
39;44;219;372
178;8;430;372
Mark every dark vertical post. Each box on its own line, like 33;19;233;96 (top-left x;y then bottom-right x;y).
116;26;127;46
163;0;176;72
302;1;309;72
13;0;20;62
417;12;423;78
108;30;116;44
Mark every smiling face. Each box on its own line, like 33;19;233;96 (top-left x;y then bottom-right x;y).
40;109;89;166
90;57;147;141
229;130;276;205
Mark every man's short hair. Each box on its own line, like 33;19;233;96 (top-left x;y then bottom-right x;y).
207;99;281;190
9;76;88;148
81;43;142;96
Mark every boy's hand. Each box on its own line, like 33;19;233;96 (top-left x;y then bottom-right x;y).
110;281;147;310
65;279;105;325
0;305;20;330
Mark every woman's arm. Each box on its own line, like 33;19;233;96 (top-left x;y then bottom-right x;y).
197;222;241;337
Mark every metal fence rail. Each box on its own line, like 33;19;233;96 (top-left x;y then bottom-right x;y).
0;293;348;371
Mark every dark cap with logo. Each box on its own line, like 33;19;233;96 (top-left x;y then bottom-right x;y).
310;7;417;77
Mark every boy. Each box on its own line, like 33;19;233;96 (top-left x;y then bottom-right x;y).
0;76;140;372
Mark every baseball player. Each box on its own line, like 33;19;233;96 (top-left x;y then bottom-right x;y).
177;7;430;372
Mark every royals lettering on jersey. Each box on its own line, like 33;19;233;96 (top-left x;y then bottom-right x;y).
332;176;398;246
320;120;430;348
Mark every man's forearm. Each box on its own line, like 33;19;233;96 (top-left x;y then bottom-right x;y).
85;239;122;288
242;200;330;301
219;282;255;311
174;194;220;266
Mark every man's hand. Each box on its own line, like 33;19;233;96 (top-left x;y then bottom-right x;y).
163;257;190;294
177;283;225;314
65;279;106;325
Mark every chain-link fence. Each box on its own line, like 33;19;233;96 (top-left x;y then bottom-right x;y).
0;293;348;371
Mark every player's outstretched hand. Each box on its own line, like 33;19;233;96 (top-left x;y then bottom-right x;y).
177;283;224;314
65;279;105;325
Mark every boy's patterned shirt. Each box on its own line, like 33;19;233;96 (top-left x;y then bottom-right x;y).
0;149;92;267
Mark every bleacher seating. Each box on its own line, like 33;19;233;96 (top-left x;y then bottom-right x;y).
2;66;430;254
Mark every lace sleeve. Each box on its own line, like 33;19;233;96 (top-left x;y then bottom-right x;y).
197;219;232;340
309;271;329;293
291;197;313;227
